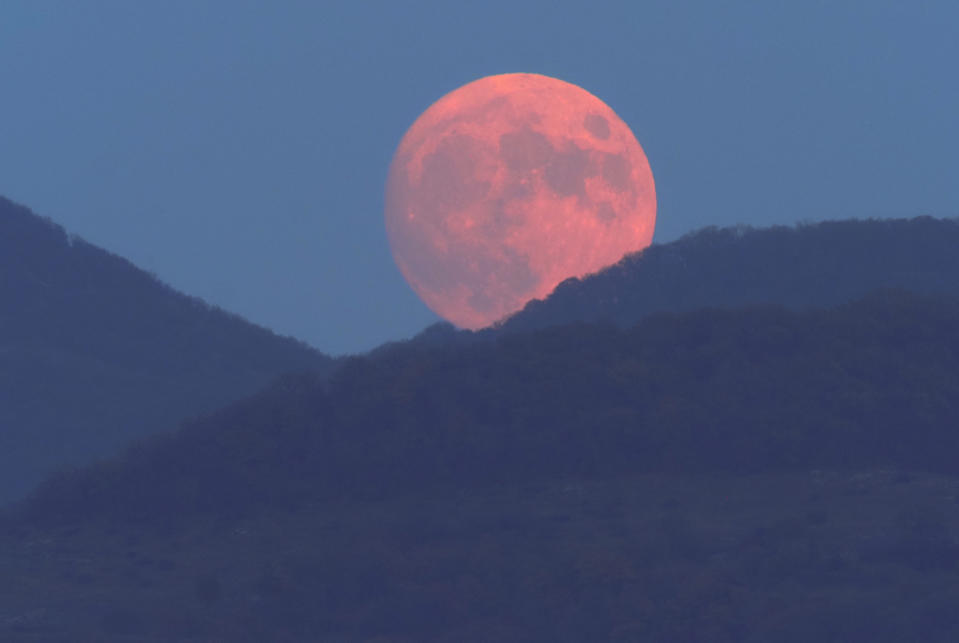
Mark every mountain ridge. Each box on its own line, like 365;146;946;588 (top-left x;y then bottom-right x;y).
496;216;959;333
0;195;336;503
383;215;959;354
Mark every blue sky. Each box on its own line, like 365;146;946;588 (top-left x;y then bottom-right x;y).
1;1;957;354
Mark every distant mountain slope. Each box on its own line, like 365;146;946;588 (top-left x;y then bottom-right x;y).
495;216;959;334
0;195;334;503
18;290;959;525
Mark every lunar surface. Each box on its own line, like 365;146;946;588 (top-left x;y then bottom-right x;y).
385;73;656;329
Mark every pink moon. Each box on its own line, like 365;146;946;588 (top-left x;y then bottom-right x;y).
385;73;656;329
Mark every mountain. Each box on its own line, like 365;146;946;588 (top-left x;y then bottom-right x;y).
5;290;959;640
7;212;959;641
495;216;959;334
0;195;335;503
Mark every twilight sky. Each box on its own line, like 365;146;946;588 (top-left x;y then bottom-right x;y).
1;1;957;354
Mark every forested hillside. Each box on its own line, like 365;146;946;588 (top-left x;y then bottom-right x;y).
497;216;959;333
6;290;959;641
0;196;335;503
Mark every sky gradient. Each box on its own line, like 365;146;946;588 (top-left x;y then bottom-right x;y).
2;1;957;354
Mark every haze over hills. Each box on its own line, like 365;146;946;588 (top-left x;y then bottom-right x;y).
0;195;336;503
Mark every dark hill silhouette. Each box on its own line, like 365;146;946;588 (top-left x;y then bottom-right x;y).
494;216;959;334
4;233;959;641
9;290;959;641
0;195;335;503
18;289;959;526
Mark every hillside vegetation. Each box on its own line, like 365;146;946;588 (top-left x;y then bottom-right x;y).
5;469;959;642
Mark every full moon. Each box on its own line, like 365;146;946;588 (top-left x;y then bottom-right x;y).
385;73;656;329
